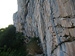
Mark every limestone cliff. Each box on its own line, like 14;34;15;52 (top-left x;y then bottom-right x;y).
13;0;75;56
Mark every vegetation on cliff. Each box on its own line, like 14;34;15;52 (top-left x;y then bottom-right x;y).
0;25;43;56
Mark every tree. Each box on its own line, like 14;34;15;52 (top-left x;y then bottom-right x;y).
0;25;16;48
0;25;27;56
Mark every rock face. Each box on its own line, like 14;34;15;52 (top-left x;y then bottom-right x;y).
13;0;75;56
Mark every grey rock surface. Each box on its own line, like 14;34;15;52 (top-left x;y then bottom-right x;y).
13;0;75;56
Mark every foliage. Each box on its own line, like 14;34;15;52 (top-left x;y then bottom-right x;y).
27;37;43;55
0;25;27;56
0;47;27;56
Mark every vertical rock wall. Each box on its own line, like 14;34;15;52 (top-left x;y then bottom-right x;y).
13;0;75;56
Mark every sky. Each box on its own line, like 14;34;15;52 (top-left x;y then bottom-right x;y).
0;0;17;28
